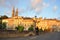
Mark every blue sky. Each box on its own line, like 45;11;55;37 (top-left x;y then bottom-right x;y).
0;0;60;19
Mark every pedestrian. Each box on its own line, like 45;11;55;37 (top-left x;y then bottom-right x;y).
35;27;39;35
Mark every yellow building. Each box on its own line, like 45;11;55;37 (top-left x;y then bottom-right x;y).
2;7;60;31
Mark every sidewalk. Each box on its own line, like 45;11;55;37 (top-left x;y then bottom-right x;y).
0;30;36;38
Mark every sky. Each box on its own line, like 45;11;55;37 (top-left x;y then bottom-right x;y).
0;0;60;19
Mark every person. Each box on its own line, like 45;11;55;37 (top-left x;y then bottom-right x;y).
35;27;39;35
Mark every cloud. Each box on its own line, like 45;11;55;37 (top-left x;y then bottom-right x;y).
53;5;58;12
51;0;56;2
31;0;42;8
0;0;19;8
42;2;49;8
30;0;42;13
30;0;49;13
31;0;42;6
18;8;25;14
0;0;6;7
35;6;42;13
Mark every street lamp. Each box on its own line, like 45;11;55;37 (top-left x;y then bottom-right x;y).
33;16;37;30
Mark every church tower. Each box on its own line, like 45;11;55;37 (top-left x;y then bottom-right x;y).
15;8;18;16
12;7;15;17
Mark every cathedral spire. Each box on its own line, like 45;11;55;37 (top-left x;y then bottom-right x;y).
12;7;15;17
15;8;18;16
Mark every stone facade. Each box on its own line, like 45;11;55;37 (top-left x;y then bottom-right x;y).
2;8;60;31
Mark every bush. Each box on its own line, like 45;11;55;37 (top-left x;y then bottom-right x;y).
44;29;48;32
39;28;43;32
0;22;7;29
15;27;18;30
0;24;2;29
16;25;24;32
28;25;34;31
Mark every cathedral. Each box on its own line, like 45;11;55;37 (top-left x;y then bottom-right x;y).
2;7;60;31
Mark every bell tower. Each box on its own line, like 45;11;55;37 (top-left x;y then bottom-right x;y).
15;8;18;16
12;7;15;17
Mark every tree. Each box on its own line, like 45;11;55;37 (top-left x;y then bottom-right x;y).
28;25;34;31
1;15;8;19
0;16;2;24
0;24;2;29
16;25;24;32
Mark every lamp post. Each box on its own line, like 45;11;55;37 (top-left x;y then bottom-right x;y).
34;16;39;35
35;16;37;28
33;16;37;30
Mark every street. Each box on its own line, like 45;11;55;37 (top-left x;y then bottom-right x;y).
0;32;60;40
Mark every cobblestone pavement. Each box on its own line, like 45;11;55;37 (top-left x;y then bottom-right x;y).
0;32;60;40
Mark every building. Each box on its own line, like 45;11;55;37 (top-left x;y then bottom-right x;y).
2;7;60;31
